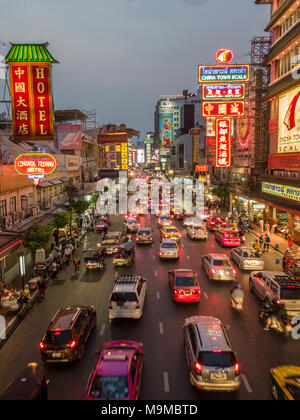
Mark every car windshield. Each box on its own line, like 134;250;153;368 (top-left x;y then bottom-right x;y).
161;216;170;220
127;220;137;224
243;251;258;259
166;229;178;234
199;351;236;368
138;230;150;235
90;375;129;399
45;330;73;345
111;292;137;303
213;259;231;267
161;243;177;249
193;226;203;231
280;287;300;300
175;277;196;287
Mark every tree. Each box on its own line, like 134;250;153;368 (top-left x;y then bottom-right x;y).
73;199;89;216
24;222;53;253
211;186;230;209
89;193;99;206
51;212;70;229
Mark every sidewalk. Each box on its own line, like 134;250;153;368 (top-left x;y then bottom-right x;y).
250;226;299;256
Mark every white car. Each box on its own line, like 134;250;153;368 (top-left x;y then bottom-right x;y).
183;217;203;228
187;224;208;240
159;239;179;259
158;215;173;226
108;275;147;320
230;247;264;271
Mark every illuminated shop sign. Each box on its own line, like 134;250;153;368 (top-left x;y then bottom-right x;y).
278;87;300;154
198;65;250;83
202;84;245;100
195;165;208;172
216;119;231;168
216;49;234;64
14;153;57;176
262;182;300;202
9;63;55;140
203;101;245;118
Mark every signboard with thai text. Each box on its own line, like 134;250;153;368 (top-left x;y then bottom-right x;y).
198;65;250;83
202;84;245;100
262;182;300;202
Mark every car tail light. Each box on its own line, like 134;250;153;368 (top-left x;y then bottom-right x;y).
136;302;140;309
276;300;281;305
235;363;240;376
174;289;180;295
136;237;140;241
211;268;216;274
194;362;202;375
39;342;44;349
149;237;153;240
164;235;168;238
193;289;201;295
233;269;237;275
210;222;215;225
70;340;77;349
159;252;163;256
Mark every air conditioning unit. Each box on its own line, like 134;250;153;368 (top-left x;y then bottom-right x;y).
1;215;13;230
31;206;40;216
12;212;19;225
18;210;25;220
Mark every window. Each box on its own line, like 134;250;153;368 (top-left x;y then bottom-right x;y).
9;197;16;213
130;361;137;384
0;200;7;217
188;325;197;355
270;281;279;296
21;195;28;210
28;193;34;207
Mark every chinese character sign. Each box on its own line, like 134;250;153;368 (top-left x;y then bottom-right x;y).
203;101;245;118
203;84;245;100
9;63;55;140
216;119;231;168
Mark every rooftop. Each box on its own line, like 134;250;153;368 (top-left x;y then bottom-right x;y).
5;43;58;63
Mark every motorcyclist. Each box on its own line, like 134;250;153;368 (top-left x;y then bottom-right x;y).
264;301;287;331
283;248;292;270
230;282;245;308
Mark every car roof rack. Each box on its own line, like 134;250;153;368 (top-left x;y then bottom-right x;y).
115;275;141;284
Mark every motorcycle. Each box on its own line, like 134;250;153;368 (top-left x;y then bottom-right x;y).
258;309;292;337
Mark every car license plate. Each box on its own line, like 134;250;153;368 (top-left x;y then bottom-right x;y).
211;372;227;381
185;291;191;295
52;353;61;358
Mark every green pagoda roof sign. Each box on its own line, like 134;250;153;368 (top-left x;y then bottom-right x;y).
5;43;58;63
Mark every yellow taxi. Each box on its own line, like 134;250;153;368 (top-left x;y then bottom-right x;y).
270;366;300;400
160;225;181;243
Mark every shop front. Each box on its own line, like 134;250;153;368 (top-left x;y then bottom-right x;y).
232;195;266;221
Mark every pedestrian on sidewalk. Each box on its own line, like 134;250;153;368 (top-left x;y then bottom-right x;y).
51;261;57;280
288;234;294;249
264;234;271;252
265;222;271;235
259;219;264;233
259;235;264;249
73;256;81;274
37;276;46;299
64;246;72;265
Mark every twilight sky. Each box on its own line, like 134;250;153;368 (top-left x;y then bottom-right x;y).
0;0;271;139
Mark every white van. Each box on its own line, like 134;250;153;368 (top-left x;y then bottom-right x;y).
108;275;147;320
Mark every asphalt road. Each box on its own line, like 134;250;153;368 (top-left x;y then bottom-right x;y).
0;214;299;400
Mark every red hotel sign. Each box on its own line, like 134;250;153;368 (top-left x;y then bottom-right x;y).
14;153;57;176
203;101;245;117
9;63;55;140
216;119;231;167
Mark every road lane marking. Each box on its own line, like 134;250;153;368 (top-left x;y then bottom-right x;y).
163;372;170;393
100;324;106;336
182;244;184;248
153;255;156;260
159;322;164;334
187;256;190;260
155;270;158;277
241;375;253;393
203;292;208;300
156;292;160;300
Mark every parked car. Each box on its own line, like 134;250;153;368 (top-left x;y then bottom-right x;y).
230;247;264;271
215;229;240;247
40;306;96;363
202;254;237;281
249;271;300;317
187;223;208;240
183;316;241;392
169;269;201;303
159;239;179;259
85;340;144;400
108;275;147;320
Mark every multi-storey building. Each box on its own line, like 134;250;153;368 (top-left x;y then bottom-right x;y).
256;0;300;243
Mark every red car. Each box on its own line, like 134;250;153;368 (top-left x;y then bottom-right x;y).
168;269;201;303
207;216;227;231
85;340;144;400
215;229;241;247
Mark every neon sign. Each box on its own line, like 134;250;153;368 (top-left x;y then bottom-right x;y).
203;84;245;100
216;119;231;168
198;65;250;83
14;153;57;176
203;101;245;118
216;49;234;64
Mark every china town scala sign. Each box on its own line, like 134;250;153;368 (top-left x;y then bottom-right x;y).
14;153;57;176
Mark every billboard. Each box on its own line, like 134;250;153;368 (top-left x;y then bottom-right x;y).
159;112;174;149
198;65;250;83
216;49;234;64
278;87;300;154
262;182;300;202
203;101;245;118
9;63;55;140
216;119;231;167
14;153;57;176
